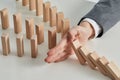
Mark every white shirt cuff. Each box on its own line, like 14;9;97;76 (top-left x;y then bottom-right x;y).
83;18;102;38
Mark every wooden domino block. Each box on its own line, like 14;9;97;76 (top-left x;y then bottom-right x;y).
56;12;64;33
48;27;56;49
36;0;43;16
16;34;24;57
13;13;22;34
71;39;86;65
25;18;34;39
31;35;38;58
1;33;10;56
22;0;29;6
61;18;70;37
29;0;36;11
97;56;115;79
43;2;51;22
0;8;9;29
105;62;120;80
78;47;96;69
49;6;57;27
36;23;44;44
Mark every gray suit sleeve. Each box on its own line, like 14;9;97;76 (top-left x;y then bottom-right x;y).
78;0;120;37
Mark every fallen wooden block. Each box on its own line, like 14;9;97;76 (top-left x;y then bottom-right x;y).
49;6;57;27
1;33;10;56
31;35;38;58
106;62;120;80
61;18;70;37
43;2;51;22
78;47;96;69
48;27;56;49
29;0;36;11
36;0;43;16
0;8;9;29
56;12;64;33
22;0;29;6
25;18;34;39
36;23;44;44
71;39;86;65
13;13;22;34
97;56;115;79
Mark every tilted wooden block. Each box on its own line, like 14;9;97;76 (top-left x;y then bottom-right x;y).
36;23;44;44
22;0;29;6
48;27;56;49
61;18;70;37
43;2;51;22
31;35;38;58
78;47;96;69
49;6;57;27
71;39;86;65
97;56;115;79
1;33;10;56
105;62;120;80
25;18;34;39
0;8;9;29
56;12;64;33
16;34;24;57
29;0;36;11
13;13;22;34
36;0;43;16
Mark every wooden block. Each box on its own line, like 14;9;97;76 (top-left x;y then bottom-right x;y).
25;18;34;39
97;56;115;79
22;0;29;6
43;2;51;22
78;47;96;69
48;27;56;49
16;34;24;57
61;18;70;37
29;0;36;11
49;6;57;27
31;35;38;58
56;12;64;33
1;33;10;56
13;13;22;34
36;23;44;44
106;62;120;80
71;39;86;65
36;0;43;16
0;8;9;29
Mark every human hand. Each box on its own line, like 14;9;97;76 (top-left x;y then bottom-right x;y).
45;21;94;63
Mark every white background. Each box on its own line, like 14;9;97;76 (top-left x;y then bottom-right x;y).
0;0;120;80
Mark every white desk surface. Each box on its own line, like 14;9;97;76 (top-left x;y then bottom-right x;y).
0;0;120;80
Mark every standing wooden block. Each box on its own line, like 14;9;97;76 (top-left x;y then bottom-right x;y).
25;18;34;39
97;57;116;79
31;35;38;58
61;18;70;37
16;34;24;57
36;23;44;44
48;27;56;49
13;13;22;34
22;0;29;6
1;33;10;56
71;39;86;65
78;47;96;69
56;12;64;33
106;62;120;80
29;0;36;11
36;0;43;16
43;2;51;22
49;6;57;27
0;8;9;29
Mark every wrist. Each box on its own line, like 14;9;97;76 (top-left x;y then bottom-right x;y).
79;21;95;39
